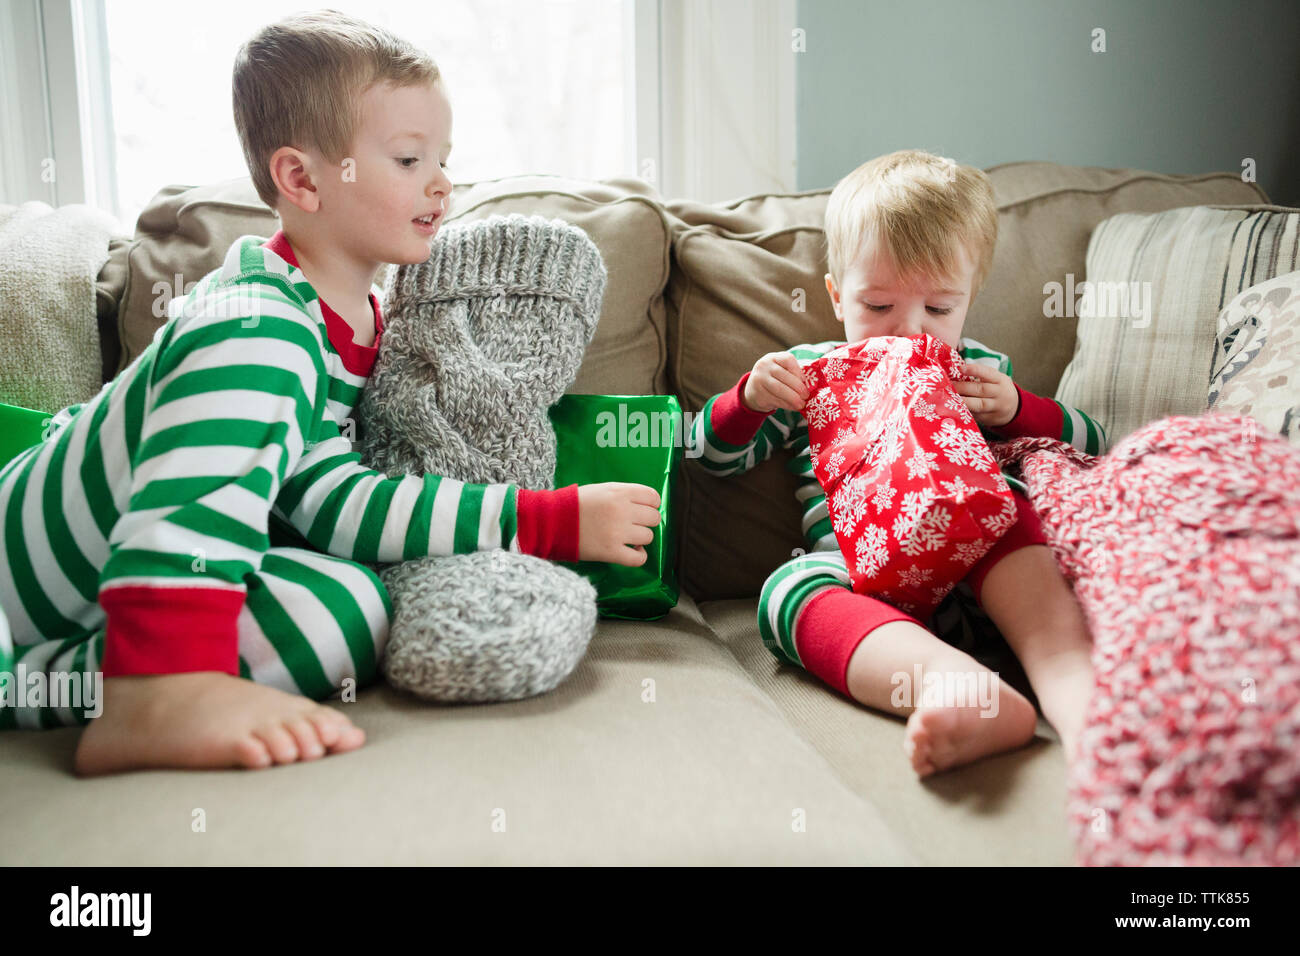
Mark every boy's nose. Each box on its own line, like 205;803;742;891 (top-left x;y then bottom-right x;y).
428;171;452;197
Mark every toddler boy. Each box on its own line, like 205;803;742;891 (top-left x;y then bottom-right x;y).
690;150;1106;774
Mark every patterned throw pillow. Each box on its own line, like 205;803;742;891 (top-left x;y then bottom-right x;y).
1055;207;1300;446
1208;270;1300;445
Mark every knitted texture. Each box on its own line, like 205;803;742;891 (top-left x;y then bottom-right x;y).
356;214;605;703
989;414;1300;865
360;213;605;488
0;201;117;412
380;550;596;702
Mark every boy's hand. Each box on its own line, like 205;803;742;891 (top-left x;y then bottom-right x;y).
742;351;810;413
577;482;662;567
953;362;1018;429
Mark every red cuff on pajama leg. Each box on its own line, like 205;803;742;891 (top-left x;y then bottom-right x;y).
100;586;244;677
793;586;923;697
964;489;1048;606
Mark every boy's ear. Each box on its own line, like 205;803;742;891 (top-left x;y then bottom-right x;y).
824;272;843;322
268;146;320;214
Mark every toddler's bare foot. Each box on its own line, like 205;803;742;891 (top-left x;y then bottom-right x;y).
903;684;1037;777
74;672;364;776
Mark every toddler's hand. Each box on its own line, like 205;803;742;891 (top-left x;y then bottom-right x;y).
577;482;662;567
953;361;1018;428
742;351;810;413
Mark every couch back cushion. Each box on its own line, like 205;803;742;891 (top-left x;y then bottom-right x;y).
1056;205;1300;446
669;162;1267;601
116;175;672;395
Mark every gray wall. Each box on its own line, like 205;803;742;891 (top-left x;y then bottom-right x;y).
795;0;1300;206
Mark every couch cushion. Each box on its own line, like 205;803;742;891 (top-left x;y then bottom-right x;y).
115;175;672;396
1057;205;1300;446
0;596;914;864
668;163;1267;600
115;178;282;379
1209;267;1300;445
698;597;1076;865
438;175;672;395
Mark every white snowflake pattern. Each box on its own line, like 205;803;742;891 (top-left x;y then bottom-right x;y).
833;424;856;447
905;446;939;480
804;387;841;429
822;356;848;381
843;382;874;419
854;525;890;577
808;439;822;460
934;418;989;467
912;394;939;421
871;481;897;513
930;583;954;604
831;474;870;537
801;366;820;393
891;489;933;543
939;475;977;504
952;540;991;565
897;564;935;589
899;364;943;400
901;506;952;556
943;390;967;413
826;449;846;477
981;496;1019;537
868;412;908;467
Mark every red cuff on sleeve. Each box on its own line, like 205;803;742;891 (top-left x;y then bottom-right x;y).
991;382;1063;440
100;586;244;677
710;372;774;446
516;484;580;561
794;587;921;697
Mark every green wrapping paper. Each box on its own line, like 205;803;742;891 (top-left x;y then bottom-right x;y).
0;402;52;470
548;394;682;620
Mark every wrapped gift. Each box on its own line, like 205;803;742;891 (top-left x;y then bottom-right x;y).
0;402;51;470
801;333;1017;619
548;394;682;620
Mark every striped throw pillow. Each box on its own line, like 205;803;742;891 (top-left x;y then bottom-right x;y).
1055;206;1300;445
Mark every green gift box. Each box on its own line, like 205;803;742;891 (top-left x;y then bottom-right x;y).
548;394;683;620
0;402;52;470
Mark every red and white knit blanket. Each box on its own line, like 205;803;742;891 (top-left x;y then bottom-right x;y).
989;413;1300;866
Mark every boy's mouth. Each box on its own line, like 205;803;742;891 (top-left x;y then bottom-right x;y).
412;212;441;225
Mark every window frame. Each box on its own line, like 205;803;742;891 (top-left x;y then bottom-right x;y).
0;0;795;221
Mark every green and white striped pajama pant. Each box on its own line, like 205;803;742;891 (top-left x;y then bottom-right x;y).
0;440;391;730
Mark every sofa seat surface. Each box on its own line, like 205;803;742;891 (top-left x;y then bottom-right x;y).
698;598;1076;866
0;595;916;866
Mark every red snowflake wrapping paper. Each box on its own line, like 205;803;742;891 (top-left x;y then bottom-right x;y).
801;333;1018;619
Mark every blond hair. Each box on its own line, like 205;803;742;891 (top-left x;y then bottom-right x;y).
233;9;441;209
824;149;998;297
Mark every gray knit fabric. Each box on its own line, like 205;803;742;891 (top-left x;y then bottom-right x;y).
356;214;605;703
361;213;605;488
379;550;597;703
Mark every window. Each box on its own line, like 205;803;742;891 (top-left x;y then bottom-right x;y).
0;0;795;222
100;0;633;227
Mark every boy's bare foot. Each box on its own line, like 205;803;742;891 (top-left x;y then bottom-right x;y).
902;685;1037;777
74;672;365;776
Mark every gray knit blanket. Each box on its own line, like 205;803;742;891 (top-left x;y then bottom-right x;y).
356;214;605;703
0;201;118;412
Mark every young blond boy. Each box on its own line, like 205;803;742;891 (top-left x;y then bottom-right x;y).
690;150;1107;774
0;11;660;774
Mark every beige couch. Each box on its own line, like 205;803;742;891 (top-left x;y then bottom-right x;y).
0;162;1268;865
